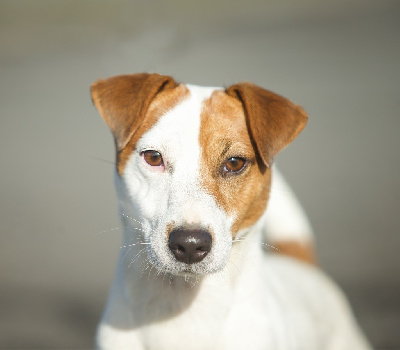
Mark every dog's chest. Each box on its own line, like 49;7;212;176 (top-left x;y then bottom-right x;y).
138;288;272;350
133;260;326;350
130;269;280;350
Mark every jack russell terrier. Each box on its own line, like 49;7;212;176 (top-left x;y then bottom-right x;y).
91;73;371;349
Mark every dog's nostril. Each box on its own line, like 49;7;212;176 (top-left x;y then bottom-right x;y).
168;228;212;264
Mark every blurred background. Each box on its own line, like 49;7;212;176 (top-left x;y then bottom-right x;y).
1;0;399;348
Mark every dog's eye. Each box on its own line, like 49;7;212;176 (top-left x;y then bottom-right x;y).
142;150;164;167
224;157;247;173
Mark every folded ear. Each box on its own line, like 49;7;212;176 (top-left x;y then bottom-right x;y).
225;83;308;167
91;73;178;150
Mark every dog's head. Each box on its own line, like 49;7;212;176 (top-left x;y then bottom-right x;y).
91;73;307;275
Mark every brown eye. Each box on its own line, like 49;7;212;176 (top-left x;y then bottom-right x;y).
224;157;247;173
142;150;163;166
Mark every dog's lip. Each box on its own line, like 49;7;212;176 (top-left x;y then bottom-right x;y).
149;257;202;276
179;270;196;276
174;267;199;276
168;265;207;277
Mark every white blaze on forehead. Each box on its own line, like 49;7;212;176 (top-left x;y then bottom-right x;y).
139;86;217;178
143;85;217;166
134;85;222;222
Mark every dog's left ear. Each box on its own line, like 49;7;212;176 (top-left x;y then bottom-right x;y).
226;83;308;167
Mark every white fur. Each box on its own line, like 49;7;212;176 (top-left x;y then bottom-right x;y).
264;168;314;243
96;85;371;350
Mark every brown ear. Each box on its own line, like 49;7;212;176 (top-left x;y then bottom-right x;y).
91;73;178;150
226;83;308;167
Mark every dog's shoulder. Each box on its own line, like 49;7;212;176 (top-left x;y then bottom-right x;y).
261;255;371;349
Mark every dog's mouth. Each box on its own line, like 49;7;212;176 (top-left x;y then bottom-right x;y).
145;243;226;277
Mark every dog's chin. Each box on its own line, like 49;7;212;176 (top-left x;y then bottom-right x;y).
148;256;225;278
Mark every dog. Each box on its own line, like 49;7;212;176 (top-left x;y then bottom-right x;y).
91;73;371;349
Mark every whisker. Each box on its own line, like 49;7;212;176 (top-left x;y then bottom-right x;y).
122;244;136;260
96;226;148;235
87;154;115;165
261;242;281;252
127;227;146;233
161;271;169;290
147;263;155;281
270;186;294;195
232;237;281;252
128;248;146;267
156;267;164;278
120;242;151;249
95;227;125;235
227;259;241;273
138;258;147;278
139;259;150;278
121;213;145;227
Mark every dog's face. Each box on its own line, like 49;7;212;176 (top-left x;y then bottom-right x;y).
92;73;307;276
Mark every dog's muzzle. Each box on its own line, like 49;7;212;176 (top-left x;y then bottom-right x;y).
168;228;212;264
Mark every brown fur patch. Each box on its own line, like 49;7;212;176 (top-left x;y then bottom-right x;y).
226;83;308;167
199;91;272;236
272;241;317;265
91;73;189;175
117;84;189;174
92;74;177;150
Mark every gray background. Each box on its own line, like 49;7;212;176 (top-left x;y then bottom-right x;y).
1;0;399;349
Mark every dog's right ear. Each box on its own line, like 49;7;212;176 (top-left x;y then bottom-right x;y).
91;73;177;150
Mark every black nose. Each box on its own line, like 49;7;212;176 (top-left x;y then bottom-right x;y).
168;228;212;264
